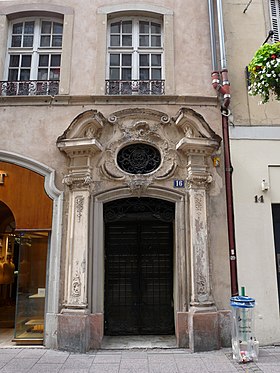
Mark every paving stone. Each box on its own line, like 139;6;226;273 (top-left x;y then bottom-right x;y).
122;351;148;359
15;349;47;358
0;349;22;355
62;355;95;368
94;354;122;364
0;354;16;363
29;363;63;372
60;369;90;373
89;363;120;373
1;358;38;372
120;358;149;370
37;350;69;364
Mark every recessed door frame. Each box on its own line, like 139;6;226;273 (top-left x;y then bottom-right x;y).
88;187;188;337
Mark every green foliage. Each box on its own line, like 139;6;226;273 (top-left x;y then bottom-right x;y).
248;42;280;103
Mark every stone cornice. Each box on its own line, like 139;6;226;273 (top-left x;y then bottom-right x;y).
0;94;219;107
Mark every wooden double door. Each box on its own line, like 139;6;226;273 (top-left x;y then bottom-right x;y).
104;202;174;335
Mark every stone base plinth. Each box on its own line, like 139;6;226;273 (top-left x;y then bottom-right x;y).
188;311;219;352
89;313;104;349
57;310;90;353
175;312;189;348
187;309;232;352
57;311;104;352
218;310;232;348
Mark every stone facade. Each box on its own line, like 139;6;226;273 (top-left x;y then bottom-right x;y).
0;0;232;352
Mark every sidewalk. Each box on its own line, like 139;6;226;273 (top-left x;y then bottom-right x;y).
0;346;280;372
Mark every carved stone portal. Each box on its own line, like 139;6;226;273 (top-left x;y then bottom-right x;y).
57;107;222;352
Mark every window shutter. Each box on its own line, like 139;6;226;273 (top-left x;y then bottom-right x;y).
270;0;280;42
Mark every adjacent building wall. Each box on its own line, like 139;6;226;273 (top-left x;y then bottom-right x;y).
223;0;280;344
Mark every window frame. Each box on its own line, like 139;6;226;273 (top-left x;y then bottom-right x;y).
106;16;164;82
5;16;63;82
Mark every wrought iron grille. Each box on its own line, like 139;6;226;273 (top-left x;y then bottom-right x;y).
104;197;175;223
117;144;161;175
0;80;59;96
104;198;175;335
105;80;165;95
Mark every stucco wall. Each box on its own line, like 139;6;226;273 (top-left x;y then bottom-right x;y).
231;133;280;345
223;0;280;125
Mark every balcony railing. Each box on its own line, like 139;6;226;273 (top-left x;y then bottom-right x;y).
105;80;165;95
0;80;59;96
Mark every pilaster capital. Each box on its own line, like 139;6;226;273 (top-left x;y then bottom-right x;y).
187;169;212;190
62;172;93;191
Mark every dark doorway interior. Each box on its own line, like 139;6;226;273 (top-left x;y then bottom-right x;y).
104;198;175;335
272;204;280;307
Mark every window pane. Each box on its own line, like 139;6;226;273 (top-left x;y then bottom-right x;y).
9;55;20;67
140;68;149;80
23;35;33;47
41;21;51;34
39;55;49;66
139;21;149;34
38;69;48;80
139;35;149;47
13;23;23;34
52;35;62;47
122;21;132;33
53;22;63;34
50;68;60;79
21;55;32;67
122;68;131;80
151;68;161;80
122;54;132;66
110;54;120;66
40;35;51;47
11;36;21;47
51;55;61;66
110;68;120;80
151;23;161;34
122;35;132;46
8;69;18;81
20;69;30;80
24;22;34;34
111;22;120;34
151;35;161;47
140;54;149;66
110;35;120;46
151;54;161;66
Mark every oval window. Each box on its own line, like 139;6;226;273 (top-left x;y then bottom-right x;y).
117;143;161;174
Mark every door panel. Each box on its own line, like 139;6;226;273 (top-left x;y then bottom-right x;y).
105;220;174;335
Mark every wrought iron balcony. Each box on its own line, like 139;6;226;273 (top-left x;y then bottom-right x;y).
0;80;59;96
105;80;165;95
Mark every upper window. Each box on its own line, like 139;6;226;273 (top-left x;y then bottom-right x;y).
106;18;164;95
270;0;280;42
3;18;63;96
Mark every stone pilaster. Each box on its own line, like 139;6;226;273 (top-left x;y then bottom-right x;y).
57;118;104;352
63;183;91;309
187;153;218;352
187;159;214;309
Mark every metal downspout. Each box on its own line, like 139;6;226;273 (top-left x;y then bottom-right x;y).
208;0;239;296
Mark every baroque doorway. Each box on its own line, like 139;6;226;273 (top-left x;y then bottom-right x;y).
104;198;175;335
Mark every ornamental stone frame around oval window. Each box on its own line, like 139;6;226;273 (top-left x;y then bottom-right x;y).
56;107;221;352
